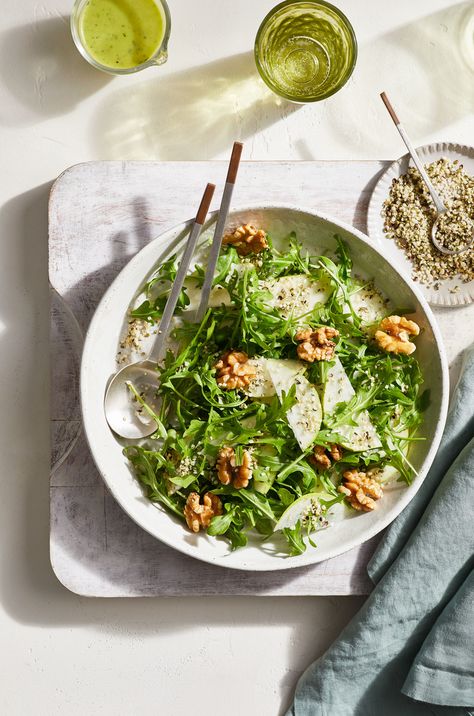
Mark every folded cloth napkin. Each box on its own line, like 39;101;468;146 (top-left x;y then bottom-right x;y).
287;344;474;716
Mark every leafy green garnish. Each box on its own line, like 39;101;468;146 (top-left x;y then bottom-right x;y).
123;234;425;554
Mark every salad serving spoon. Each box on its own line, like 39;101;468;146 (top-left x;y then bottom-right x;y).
380;92;473;256
104;142;243;439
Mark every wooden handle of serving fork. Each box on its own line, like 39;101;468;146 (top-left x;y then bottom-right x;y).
226;142;244;185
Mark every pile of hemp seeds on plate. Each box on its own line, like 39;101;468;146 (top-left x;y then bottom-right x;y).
382;158;474;292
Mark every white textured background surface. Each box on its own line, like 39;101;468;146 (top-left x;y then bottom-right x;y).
0;1;473;714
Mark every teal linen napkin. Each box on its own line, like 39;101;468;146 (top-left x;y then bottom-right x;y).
287;345;474;716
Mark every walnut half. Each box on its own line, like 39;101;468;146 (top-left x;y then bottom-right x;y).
217;446;253;489
338;469;383;512
184;492;223;533
215;350;257;390
296;326;339;362
311;444;343;471
375;315;420;355
223;224;268;255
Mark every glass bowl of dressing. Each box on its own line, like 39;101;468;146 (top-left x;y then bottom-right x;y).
71;0;171;74
255;0;357;103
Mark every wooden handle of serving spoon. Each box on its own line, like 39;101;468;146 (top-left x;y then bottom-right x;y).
148;183;215;363
196;182;216;225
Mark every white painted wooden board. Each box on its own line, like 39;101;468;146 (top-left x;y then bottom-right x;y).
49;160;463;597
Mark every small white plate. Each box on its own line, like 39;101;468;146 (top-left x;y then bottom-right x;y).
367;142;474;307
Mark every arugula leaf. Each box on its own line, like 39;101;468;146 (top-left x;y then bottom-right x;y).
123;233;426;554
167;474;197;489
283;523;307;556
207;506;238;536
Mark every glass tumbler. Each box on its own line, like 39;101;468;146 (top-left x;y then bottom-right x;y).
255;0;357;102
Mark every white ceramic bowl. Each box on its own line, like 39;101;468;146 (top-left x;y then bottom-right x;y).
81;205;449;571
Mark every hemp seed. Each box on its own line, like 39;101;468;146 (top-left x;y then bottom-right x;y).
382;158;474;286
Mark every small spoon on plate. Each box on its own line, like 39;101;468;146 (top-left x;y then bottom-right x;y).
104;142;243;439
380;92;474;256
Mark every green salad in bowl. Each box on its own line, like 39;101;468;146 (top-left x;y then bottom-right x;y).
122;223;428;557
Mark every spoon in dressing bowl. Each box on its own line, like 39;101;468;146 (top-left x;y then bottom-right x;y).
381;92;474;256
104;142;244;439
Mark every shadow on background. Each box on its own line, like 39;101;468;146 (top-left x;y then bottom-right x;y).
91;52;300;160
380;1;474;135
285;1;474;159
0;186;166;631
0;16;110;125
0;185;55;620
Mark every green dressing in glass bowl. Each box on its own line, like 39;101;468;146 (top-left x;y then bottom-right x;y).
71;0;171;74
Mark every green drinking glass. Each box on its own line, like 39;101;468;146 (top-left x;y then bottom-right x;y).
255;0;357;103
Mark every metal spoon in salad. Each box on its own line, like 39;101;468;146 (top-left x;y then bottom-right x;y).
104;142;243;439
380;92;474;256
